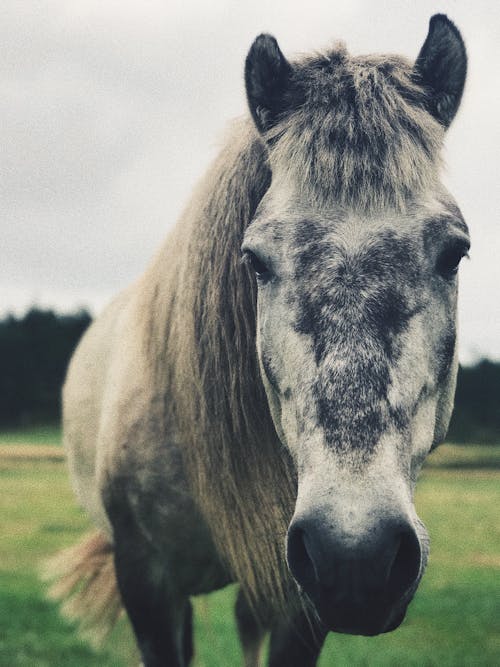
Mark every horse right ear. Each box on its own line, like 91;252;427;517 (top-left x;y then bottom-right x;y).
245;34;293;133
414;14;467;128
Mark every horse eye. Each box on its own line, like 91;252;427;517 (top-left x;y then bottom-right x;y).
437;242;469;278
243;251;272;281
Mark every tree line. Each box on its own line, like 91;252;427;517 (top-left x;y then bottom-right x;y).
0;308;91;426
0;308;498;443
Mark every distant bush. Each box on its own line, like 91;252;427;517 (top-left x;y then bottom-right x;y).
448;360;500;444
0;308;91;426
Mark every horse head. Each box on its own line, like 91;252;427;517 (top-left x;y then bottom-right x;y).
242;15;468;635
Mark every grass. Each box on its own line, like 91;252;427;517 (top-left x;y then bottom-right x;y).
0;424;62;446
0;434;499;666
426;443;500;469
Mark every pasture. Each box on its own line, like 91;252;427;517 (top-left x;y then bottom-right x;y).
0;433;499;666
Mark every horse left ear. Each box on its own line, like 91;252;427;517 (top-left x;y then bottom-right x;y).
245;33;294;133
414;14;467;128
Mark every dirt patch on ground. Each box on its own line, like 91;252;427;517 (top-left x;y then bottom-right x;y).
0;445;64;461
469;553;500;568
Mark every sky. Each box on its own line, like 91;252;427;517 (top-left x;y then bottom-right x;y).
1;1;499;364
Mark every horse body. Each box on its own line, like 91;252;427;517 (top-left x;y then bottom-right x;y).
56;14;468;666
64;227;231;595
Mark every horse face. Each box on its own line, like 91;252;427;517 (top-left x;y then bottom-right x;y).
243;15;467;635
242;185;469;634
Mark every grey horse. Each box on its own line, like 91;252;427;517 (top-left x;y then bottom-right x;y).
49;13;468;667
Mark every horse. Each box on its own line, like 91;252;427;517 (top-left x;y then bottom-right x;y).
47;13;469;667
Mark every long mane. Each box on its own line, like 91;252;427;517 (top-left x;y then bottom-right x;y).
144;44;445;612
145;119;298;612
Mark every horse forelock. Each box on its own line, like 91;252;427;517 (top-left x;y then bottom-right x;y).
266;44;445;211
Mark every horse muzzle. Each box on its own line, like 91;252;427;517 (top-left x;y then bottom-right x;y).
286;514;422;635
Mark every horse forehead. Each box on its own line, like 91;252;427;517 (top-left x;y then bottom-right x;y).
289;215;421;279
285;216;428;368
284;219;426;460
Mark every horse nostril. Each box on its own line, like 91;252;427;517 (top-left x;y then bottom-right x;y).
286;523;319;589
386;526;421;601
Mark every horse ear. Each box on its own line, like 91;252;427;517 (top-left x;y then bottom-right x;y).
414;14;467;128
245;34;293;133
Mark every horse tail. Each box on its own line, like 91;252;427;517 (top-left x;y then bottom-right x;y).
41;530;122;646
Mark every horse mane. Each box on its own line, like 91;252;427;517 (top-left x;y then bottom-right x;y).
145;43;445;612
144;119;298;613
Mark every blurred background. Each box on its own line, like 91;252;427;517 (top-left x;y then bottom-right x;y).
1;0;499;441
1;1;498;666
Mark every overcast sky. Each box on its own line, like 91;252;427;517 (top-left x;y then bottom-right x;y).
1;1;499;364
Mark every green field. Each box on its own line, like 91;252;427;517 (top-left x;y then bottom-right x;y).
1;432;499;666
0;424;62;446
